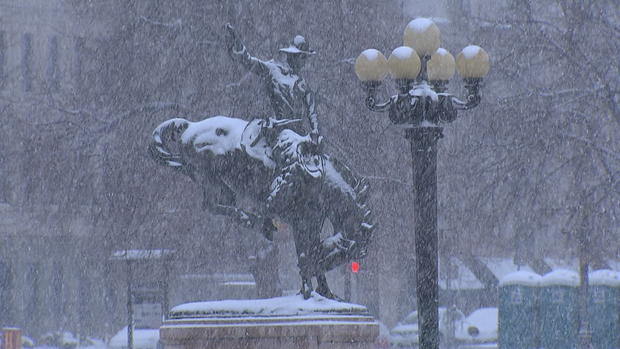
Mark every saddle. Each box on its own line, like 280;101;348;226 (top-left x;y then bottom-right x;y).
240;118;324;177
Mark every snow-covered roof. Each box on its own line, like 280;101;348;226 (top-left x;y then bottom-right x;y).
544;257;620;274
479;257;535;281
540;269;580;287
499;271;542;287
607;259;620;271
544;258;578;271
440;257;620;289
439;257;484;290
223;281;256;287
178;272;254;282
110;249;175;260
169;292;368;318
589;269;620;287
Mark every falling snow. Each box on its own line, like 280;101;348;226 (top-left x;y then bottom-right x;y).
0;1;618;348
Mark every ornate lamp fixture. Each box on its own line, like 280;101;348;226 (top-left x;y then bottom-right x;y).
354;18;490;349
355;18;489;125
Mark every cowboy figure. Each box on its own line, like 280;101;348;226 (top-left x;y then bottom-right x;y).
225;24;321;145
225;24;324;211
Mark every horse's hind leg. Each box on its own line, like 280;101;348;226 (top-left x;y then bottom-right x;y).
300;275;313;299
290;213;324;299
315;274;340;300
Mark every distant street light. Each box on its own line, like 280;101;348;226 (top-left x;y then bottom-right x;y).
355;18;489;349
111;249;175;349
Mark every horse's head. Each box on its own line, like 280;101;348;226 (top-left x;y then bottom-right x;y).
149;116;249;177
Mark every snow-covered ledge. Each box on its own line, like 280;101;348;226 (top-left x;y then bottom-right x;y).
160;293;379;349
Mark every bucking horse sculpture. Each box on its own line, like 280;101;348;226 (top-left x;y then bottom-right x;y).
149;115;373;299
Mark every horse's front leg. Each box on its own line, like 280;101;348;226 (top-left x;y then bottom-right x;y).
196;177;267;232
314;232;354;275
295;230;342;300
296;251;314;299
290;214;325;300
210;202;274;240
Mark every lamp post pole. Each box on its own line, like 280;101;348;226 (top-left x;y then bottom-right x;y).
408;126;443;349
354;18;490;349
577;247;593;349
127;258;134;349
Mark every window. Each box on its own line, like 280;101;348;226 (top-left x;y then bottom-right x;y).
22;33;33;92
47;36;60;91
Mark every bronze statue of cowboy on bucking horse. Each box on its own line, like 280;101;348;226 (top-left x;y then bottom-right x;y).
148;25;373;300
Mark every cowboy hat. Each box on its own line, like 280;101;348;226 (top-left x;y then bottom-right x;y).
279;35;316;55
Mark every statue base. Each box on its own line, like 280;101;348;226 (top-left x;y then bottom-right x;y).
160;293;379;349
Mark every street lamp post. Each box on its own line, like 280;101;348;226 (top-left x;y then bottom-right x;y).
354;18;489;349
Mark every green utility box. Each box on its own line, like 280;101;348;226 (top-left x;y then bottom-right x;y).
498;271;541;349
588;269;620;349
539;269;580;349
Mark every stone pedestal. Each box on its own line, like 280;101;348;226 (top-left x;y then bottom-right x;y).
160;294;379;349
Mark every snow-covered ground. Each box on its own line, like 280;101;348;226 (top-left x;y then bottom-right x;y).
25;332;110;349
108;327;159;349
388;307;499;349
23;330;159;349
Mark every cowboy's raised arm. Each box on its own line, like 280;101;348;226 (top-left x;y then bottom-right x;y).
225;24;268;76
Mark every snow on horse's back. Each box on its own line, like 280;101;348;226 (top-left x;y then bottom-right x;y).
180;116;248;155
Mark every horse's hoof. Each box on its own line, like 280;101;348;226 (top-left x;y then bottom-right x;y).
315;287;342;301
299;278;313;299
299;288;312;300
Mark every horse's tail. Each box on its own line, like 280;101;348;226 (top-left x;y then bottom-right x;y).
148;118;195;179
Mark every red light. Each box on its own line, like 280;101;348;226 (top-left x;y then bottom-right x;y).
351;261;360;273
